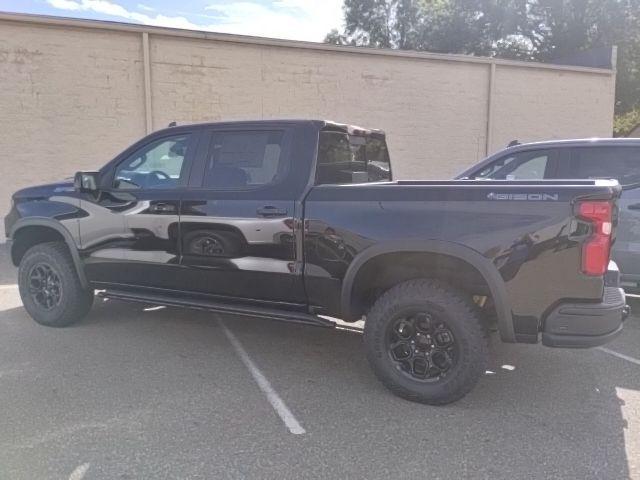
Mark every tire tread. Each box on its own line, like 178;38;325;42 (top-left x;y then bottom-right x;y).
363;279;488;405
18;242;93;327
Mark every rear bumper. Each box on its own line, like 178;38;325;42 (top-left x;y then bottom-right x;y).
542;286;628;348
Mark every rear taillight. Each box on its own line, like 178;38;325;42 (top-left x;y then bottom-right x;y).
578;201;613;276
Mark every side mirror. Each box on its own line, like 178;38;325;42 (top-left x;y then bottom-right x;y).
74;171;100;192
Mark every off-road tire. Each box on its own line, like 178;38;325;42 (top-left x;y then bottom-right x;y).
363;279;488;405
18;242;94;327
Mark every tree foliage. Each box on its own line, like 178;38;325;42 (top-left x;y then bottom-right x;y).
326;0;640;114
614;106;640;136
326;0;420;49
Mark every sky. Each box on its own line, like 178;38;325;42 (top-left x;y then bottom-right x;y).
0;0;344;42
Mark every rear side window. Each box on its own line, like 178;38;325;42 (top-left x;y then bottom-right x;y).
567;147;640;185
316;131;391;185
473;150;552;180
202;131;287;189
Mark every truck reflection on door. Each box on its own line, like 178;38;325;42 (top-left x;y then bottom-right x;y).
178;205;302;304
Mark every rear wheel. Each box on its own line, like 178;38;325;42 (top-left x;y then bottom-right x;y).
363;279;488;405
18;242;94;327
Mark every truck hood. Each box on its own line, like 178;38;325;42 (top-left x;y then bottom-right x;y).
12;179;75;201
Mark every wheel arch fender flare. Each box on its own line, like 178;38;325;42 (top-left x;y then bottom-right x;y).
340;240;516;343
9;217;89;288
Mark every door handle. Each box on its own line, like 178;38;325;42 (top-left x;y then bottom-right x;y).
628;203;640;210
257;205;288;217
102;201;136;211
149;202;176;213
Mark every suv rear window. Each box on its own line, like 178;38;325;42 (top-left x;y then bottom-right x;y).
567;147;640;185
316;131;391;185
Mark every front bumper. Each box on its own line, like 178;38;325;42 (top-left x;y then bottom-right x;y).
542;286;628;348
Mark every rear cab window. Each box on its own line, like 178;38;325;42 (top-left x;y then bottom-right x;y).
316;129;391;185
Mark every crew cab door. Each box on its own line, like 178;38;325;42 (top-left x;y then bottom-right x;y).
79;130;198;290
179;126;306;306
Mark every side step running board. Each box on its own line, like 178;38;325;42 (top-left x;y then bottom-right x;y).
98;290;335;329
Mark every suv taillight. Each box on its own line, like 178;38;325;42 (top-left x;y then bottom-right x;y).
578;201;613;276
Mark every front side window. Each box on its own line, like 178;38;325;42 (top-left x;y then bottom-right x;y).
113;134;190;190
474;150;551;180
202;131;287;189
316;131;391;185
568;147;640;185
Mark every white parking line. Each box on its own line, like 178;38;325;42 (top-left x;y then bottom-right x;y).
597;346;640;366
0;285;18;290
219;319;306;435
68;463;90;480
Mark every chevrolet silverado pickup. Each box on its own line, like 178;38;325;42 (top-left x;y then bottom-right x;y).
4;120;628;404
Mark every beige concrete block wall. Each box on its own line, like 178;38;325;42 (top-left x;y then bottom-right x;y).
150;36;491;180
0;21;146;211
0;13;615;218
491;66;616;152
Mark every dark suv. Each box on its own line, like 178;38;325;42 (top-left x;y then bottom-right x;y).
457;138;640;289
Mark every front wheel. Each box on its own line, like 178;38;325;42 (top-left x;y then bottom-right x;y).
363;279;488;405
18;242;94;327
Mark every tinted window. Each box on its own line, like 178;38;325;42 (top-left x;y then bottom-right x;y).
316;131;391;185
569;147;640;185
113;134;190;190
203;131;286;189
474;150;551;180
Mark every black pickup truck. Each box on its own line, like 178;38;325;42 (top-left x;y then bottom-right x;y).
4;120;628;404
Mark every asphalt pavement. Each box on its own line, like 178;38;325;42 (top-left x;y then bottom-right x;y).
1;245;639;479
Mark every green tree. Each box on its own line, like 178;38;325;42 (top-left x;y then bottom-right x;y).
325;0;421;49
326;0;640;114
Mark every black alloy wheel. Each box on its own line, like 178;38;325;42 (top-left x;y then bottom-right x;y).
387;311;457;382
28;262;63;310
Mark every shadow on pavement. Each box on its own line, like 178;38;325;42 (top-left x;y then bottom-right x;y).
210;310;640;479
1;291;637;478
